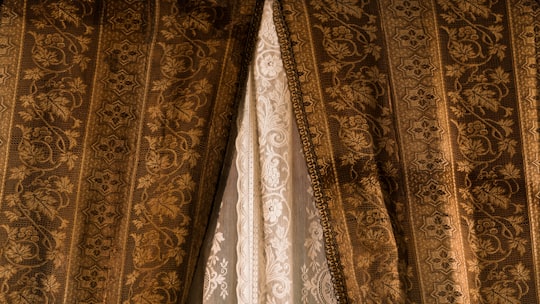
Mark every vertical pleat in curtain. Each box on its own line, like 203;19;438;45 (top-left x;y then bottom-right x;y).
0;1;263;303
203;0;540;303
0;0;539;303
201;1;337;302
272;0;540;302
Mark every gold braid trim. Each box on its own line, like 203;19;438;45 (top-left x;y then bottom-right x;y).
272;1;348;302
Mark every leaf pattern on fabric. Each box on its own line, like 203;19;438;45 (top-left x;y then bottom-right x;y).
276;0;540;302
0;0;538;303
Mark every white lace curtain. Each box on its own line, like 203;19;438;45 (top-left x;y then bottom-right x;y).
201;1;337;302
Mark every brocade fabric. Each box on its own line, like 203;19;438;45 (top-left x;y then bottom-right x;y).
275;0;540;302
0;0;539;304
0;1;262;303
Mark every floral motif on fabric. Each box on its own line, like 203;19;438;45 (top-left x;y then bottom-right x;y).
436;0;537;302
0;1;96;302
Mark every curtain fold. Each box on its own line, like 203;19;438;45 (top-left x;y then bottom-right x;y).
0;1;262;303
0;0;539;303
275;0;540;302
202;1;336;302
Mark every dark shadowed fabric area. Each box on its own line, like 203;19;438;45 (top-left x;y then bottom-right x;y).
0;0;538;303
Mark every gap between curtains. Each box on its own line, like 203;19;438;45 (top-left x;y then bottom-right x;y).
201;1;336;302
0;0;539;303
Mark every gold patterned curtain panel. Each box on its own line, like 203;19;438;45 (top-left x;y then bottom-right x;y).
0;0;539;304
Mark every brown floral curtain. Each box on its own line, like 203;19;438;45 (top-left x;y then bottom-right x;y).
277;0;540;303
0;0;539;303
0;1;262;303
274;0;540;302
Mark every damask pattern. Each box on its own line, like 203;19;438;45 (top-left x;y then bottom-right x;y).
276;1;409;302
434;1;538;302
0;1;98;303
508;0;540;298
379;0;471;301
0;0;261;303
0;0;23;194
69;2;151;303
0;0;538;303
121;1;261;303
276;0;540;303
